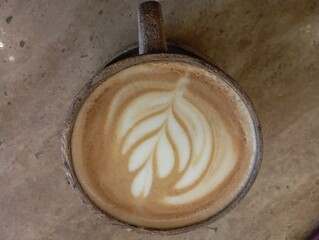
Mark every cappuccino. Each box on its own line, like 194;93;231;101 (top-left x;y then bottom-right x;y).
71;61;257;229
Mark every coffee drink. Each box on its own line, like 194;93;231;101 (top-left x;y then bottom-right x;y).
71;61;257;229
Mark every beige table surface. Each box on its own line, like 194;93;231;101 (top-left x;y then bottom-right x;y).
0;0;318;239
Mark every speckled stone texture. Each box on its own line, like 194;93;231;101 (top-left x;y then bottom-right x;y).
0;0;318;239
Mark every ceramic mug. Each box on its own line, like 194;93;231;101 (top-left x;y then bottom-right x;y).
62;1;262;234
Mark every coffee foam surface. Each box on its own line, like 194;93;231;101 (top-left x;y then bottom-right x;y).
71;61;257;229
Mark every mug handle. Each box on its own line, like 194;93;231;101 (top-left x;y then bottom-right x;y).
138;1;167;54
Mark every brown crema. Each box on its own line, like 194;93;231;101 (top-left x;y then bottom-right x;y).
71;61;257;229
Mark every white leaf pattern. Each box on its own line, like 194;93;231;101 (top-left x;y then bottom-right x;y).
123;112;166;154
128;135;158;172
173;96;213;189
156;131;175;178
167;113;190;172
118;92;173;138
131;160;153;197
117;77;214;198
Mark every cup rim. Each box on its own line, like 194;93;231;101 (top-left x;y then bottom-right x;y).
61;53;263;235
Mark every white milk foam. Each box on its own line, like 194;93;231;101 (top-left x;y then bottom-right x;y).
109;77;236;203
71;61;257;229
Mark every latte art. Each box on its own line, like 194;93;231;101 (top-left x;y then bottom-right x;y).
71;61;257;229
110;77;236;204
118;77;214;198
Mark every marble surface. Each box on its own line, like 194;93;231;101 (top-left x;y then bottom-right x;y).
0;0;318;239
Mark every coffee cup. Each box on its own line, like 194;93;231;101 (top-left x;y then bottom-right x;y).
62;1;262;234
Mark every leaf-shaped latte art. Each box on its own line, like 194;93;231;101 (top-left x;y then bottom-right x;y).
72;61;256;230
116;77;214;198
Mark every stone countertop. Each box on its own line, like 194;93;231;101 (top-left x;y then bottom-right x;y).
0;0;318;239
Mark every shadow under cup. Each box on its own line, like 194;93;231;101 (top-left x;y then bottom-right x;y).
61;1;262;235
